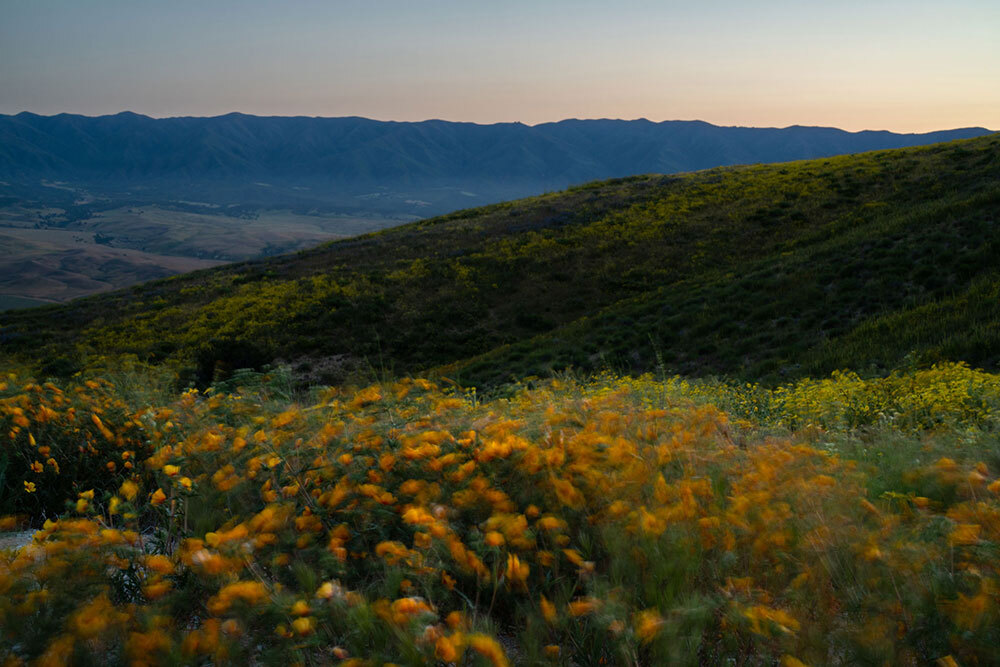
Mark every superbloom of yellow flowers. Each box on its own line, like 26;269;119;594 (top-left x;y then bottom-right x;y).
0;364;999;665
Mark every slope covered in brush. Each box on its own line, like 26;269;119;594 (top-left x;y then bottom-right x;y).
448;174;1000;385
2;135;998;385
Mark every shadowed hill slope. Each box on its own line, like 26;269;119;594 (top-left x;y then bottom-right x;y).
2;134;999;386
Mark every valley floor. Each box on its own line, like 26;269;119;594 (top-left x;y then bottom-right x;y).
0;203;402;306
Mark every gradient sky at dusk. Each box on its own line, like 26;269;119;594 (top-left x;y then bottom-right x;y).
2;0;998;132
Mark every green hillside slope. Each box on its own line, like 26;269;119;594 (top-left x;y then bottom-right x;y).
448;183;1000;385
2;134;998;385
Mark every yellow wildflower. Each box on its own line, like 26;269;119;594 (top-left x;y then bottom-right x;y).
781;657;810;667
949;524;981;546
120;480;139;501
568;598;598;617
291;616;314;636
540;596;557;624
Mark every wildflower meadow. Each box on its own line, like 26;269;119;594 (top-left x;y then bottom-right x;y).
1;363;999;665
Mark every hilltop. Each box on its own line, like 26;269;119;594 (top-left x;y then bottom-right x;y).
2;134;999;386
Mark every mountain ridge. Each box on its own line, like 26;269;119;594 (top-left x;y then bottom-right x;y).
1;112;992;216
8;110;992;133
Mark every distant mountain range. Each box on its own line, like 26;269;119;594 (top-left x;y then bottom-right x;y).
0;112;993;215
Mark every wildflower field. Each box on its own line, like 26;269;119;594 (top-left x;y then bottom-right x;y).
2;362;999;665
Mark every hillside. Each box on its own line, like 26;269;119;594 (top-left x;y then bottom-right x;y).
1;112;992;217
2;135;999;386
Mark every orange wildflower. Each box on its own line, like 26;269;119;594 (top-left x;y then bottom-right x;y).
949;524;981;546
504;554;530;588
144;554;175;575
435;635;462;662
568;598;599;616
467;634;509;667
540;595;558;624
635;609;665;643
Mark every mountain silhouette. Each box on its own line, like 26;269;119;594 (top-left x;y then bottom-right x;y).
0;112;992;215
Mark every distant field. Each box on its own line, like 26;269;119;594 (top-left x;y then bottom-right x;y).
0;204;403;305
0;226;226;303
0;294;52;311
57;205;400;260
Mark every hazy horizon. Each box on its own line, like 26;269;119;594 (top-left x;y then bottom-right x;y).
2;1;998;134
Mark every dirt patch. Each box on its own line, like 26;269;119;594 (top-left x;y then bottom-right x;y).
0;530;36;552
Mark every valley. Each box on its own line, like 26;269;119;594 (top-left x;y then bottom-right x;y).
0;200;401;304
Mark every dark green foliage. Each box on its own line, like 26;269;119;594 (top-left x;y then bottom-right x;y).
193;338;275;388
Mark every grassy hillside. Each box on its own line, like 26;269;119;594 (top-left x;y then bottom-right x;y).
449;185;1000;385
1;134;998;386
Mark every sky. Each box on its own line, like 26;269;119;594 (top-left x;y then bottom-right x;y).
1;0;998;132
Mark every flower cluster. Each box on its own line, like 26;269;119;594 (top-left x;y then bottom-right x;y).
0;373;156;518
1;369;999;665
